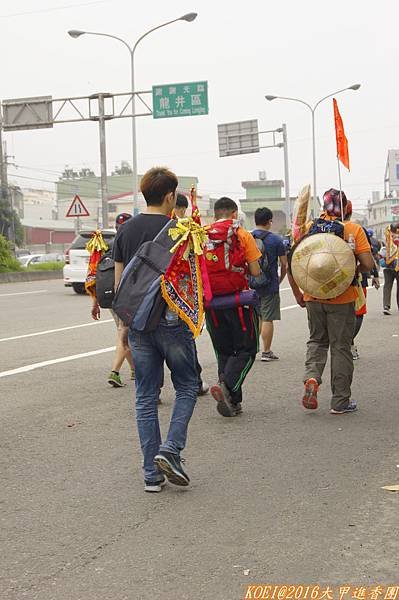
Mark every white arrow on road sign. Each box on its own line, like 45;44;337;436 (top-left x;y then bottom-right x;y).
66;195;90;218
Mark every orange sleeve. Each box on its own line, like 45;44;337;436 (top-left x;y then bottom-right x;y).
354;225;371;255
237;228;262;263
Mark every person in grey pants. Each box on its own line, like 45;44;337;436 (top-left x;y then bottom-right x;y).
288;188;374;415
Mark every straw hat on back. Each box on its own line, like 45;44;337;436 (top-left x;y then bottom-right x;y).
291;233;356;299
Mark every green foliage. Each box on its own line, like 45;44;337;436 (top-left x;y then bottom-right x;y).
0;197;13;238
14;218;24;247
0;234;22;272
25;262;64;271
0;198;24;246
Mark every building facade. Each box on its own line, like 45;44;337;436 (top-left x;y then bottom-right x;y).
240;174;320;232
367;192;399;241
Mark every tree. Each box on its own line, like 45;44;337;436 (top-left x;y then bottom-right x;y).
0;198;24;247
0;234;21;272
0;196;13;238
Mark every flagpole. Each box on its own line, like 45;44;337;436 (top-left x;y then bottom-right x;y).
337;154;344;219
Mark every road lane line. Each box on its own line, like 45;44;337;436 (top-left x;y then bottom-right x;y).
0;346;116;379
281;304;299;311
0;289;47;298
0;319;114;342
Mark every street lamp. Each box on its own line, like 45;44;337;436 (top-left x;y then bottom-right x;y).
265;84;361;208
68;12;198;213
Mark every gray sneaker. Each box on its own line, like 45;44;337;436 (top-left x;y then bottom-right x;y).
261;351;279;362
330;400;358;415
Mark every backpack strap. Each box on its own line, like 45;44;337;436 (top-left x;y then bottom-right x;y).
236;292;247;332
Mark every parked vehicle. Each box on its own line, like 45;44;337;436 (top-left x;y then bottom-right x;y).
63;230;116;294
15;248;31;258
18;253;64;267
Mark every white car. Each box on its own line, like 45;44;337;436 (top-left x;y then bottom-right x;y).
63;230;116;294
19;253;64;267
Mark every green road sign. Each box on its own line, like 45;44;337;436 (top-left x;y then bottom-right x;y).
152;81;208;119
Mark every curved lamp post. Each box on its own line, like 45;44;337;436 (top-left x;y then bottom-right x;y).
265;84;361;206
68;13;198;212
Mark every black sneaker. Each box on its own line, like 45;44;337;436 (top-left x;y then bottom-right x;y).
144;477;166;493
154;451;190;486
383;306;391;315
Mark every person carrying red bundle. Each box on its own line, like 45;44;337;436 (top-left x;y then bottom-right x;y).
204;197;261;417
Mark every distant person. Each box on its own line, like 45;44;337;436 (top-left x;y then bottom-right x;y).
89;213;135;388
344;202;379;360
170;193;209;396
367;228;381;262
173;193;189;219
250;207;287;362
380;224;399;315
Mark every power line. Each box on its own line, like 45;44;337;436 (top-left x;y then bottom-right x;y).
0;0;111;18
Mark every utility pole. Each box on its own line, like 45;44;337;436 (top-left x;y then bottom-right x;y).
281;123;291;228
0;117;14;244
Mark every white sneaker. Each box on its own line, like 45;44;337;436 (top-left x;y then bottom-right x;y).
261;351;279;362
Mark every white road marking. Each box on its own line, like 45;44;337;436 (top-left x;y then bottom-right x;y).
0;319;114;343
0;289;47;298
0;346;116;379
281;304;299;311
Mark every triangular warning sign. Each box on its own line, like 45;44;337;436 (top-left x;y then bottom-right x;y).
66;195;90;218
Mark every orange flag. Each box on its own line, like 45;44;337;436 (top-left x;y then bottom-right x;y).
333;98;350;170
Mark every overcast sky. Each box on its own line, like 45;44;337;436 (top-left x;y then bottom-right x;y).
2;0;398;208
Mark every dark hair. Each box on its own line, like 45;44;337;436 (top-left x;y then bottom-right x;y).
390;224;399;233
214;196;238;218
254;207;273;225
176;193;189;208
140;167;178;206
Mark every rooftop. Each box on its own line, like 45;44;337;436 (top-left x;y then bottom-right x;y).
241;179;284;189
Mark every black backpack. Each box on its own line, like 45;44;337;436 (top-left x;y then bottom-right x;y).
96;249;115;309
112;220;176;330
248;230;272;290
307;217;344;238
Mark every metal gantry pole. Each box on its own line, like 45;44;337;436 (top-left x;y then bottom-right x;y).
282;123;291;228
0;117;14;244
97;94;109;229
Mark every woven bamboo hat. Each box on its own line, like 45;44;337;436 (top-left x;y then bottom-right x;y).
291;233;356;299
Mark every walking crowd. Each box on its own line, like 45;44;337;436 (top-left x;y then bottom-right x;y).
85;166;394;493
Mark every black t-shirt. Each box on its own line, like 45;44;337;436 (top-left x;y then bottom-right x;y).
112;213;170;265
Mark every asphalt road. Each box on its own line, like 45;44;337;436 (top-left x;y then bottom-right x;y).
0;279;398;600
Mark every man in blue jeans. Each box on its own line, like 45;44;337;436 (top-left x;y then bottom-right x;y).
114;167;198;493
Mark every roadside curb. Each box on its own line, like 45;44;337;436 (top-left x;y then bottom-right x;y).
0;271;63;284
